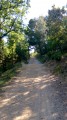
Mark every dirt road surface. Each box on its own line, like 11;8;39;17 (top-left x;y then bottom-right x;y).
0;58;67;120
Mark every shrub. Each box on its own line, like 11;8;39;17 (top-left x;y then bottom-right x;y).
51;51;62;61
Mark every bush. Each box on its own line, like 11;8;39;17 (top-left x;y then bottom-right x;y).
51;51;62;61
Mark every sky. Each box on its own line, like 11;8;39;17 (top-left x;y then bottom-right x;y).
25;0;67;24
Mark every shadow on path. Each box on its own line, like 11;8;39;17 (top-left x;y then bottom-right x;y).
0;58;67;120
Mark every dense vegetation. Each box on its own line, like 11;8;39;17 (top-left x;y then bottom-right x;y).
26;5;67;61
0;2;67;78
0;0;30;74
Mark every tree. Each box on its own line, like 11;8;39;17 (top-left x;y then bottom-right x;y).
62;15;67;52
26;16;47;55
25;18;37;45
35;16;47;54
0;0;30;40
26;6;67;60
47;6;65;41
46;6;67;60
0;0;30;73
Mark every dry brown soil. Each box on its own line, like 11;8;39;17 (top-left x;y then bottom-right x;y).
0;57;67;120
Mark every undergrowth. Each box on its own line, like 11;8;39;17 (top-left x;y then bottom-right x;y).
0;62;22;87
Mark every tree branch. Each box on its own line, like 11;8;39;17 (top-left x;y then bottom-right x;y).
0;18;17;40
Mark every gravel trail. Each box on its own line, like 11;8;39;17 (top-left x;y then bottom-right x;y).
0;58;67;120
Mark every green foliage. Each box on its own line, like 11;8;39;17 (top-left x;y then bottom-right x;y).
0;0;30;74
26;6;67;62
30;52;37;57
0;0;30;39
53;65;62;74
0;62;22;87
49;51;62;61
36;54;46;63
26;16;47;55
46;6;67;53
25;19;37;45
15;40;29;62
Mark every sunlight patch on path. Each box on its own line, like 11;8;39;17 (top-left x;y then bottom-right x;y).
14;107;33;120
0;58;67;120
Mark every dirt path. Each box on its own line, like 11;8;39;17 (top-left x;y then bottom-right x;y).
0;58;67;120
